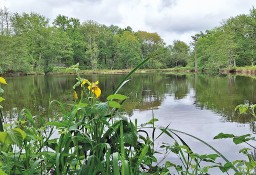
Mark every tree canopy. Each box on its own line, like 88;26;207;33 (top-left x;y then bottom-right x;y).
0;8;191;74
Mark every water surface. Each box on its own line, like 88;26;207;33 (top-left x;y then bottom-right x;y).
2;73;256;173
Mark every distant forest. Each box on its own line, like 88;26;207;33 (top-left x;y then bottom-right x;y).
0;7;256;74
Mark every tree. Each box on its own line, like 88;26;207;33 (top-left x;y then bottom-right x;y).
135;31;166;68
246;8;256;66
0;7;11;35
113;31;142;69
80;20;101;70
172;40;189;67
11;12;52;72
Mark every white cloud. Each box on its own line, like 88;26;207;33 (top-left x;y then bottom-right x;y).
1;0;256;44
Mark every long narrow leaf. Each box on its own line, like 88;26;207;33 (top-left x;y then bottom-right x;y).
113;57;150;94
113;152;120;175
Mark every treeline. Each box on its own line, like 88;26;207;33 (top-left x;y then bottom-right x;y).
2;7;256;74
191;7;256;71
0;7;190;74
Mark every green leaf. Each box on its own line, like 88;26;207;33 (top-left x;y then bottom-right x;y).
0;97;5;102
165;161;176;168
199;154;220;162
0;88;4;94
113;152;120;175
13;128;26;140
0;132;7;143
235;104;249;114
78;102;88;108
147;118;159;125
46;121;69;128
107;94;127;101
108;101;121;108
0;168;7;175
123;160;130;175
123;131;138;146
214;133;235;139
233;134;251;144
239;148;250;154
7;128;24;146
95;102;109;116
219;162;233;172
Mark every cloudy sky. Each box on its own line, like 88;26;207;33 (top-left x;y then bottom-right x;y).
1;0;256;44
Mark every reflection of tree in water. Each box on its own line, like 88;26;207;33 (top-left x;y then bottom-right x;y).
250;121;256;134
2;73;191;118
120;73;166;115
4;73;256;128
165;74;189;99
191;74;256;123
2;75;76;119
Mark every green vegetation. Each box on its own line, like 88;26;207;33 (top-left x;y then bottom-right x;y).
0;8;190;75
191;7;256;72
1;5;256;175
2;7;256;74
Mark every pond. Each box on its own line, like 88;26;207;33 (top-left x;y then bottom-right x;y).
2;73;256;173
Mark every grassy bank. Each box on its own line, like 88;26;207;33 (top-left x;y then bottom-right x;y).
221;66;256;75
50;66;195;75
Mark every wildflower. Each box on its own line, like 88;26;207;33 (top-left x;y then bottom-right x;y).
88;81;101;98
73;91;78;100
0;77;7;85
81;79;89;87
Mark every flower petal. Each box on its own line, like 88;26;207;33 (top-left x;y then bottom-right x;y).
93;87;101;98
0;77;7;85
81;79;89;87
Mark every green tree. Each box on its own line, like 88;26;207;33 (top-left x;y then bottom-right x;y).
11;12;51;72
80;20;102;70
113;31;142;69
172;40;189;67
135;31;166;68
0;7;11;35
53;15;83;66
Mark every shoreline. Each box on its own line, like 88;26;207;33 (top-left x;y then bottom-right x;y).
3;66;256;77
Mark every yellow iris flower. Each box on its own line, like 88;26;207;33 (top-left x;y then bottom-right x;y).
81;79;89;87
88;81;101;98
0;77;7;85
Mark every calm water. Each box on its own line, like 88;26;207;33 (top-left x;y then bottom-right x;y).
2;73;256;173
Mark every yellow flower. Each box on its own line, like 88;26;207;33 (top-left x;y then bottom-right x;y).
0;77;7;85
88;81;101;98
73;91;78;100
81;79;89;87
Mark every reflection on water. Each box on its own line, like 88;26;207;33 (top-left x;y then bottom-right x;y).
2;73;256;126
2;73;256;173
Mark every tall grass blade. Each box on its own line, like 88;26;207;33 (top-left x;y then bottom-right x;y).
120;121;125;175
135;144;149;174
123;160;130;175
113;57;150;94
113;152;120;175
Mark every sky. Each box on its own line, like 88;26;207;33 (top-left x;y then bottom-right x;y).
1;0;256;45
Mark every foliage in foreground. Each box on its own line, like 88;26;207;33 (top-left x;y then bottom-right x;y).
0;73;255;174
